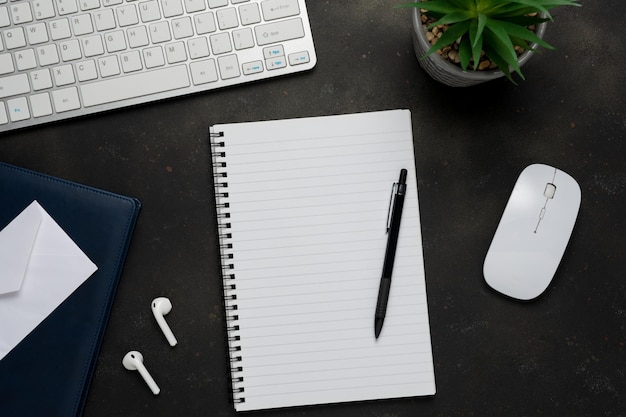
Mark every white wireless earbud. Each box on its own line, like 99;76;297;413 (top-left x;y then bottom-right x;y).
151;297;178;346
122;351;160;395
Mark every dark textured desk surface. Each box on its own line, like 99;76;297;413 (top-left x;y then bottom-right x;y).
1;2;625;417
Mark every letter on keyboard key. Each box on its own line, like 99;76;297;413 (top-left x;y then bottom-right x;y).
255;18;304;46
81;65;190;107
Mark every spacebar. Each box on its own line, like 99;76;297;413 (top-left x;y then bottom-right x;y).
81;66;190;108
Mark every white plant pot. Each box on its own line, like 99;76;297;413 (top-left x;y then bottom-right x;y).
411;6;548;87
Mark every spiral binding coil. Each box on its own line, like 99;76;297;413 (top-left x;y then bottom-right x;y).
209;129;245;404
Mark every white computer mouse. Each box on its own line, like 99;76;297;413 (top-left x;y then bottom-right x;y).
484;164;581;301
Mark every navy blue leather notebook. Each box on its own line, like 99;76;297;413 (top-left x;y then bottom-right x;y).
0;162;140;417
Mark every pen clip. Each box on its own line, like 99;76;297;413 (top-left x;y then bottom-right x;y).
386;182;399;232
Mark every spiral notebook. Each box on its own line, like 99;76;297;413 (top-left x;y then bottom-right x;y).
209;110;435;411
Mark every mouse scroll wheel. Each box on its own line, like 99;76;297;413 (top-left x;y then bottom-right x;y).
544;183;557;199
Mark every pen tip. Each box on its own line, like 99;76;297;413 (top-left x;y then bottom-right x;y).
374;319;383;339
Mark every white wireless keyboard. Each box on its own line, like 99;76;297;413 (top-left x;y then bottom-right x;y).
0;0;316;132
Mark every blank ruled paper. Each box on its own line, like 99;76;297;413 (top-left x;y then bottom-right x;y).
211;110;435;411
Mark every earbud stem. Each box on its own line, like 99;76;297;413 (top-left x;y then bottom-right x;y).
136;363;160;395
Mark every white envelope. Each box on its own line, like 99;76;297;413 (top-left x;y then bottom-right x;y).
0;200;98;361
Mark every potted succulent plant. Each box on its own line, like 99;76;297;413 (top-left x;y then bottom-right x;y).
397;0;581;86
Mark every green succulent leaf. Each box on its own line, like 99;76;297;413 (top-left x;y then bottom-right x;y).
498;20;554;50
483;42;519;84
485;20;518;63
424;20;471;57
458;36;472;69
468;20;484;68
469;13;487;48
483;24;523;78
429;11;473;28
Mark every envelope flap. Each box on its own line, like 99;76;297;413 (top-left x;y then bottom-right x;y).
0;201;43;295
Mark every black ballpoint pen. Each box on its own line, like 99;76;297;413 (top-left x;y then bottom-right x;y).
375;168;407;339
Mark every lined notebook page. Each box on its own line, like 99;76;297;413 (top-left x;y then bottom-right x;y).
211;110;435;411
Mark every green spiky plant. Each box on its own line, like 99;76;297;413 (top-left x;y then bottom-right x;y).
397;0;580;82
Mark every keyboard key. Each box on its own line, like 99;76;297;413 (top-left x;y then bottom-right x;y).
10;2;34;25
139;0;161;22
239;4;261;26
165;41;187;64
172;16;193;39
208;0;228;9
127;26;150;48
149;21;172;43
288;50;310;65
80;65;190;107
0;52;14;74
0;102;7;125
121;50;143;72
104;30;126;52
60;39;82;61
82;34;105;57
52;86;80;112
117;5;140;27
187;37;210;59
255;18;304;46
194;12;216;34
210;32;231;54
233;28;254;50
76;59;98;81
217;54;239;79
161;0;184;18
242;60;263;75
53;63;76;85
263;45;284;59
184;0;206;13
94;8;116;31
80;0;102;11
97;55;120;77
4;27;27;49
25;23;49;45
190;58;218;84
216;8;238;30
33;0;56;20
0;7;10;28
71;13;94;35
37;44;60;66
0;73;30;99
261;0;300;21
266;57;286;70
30;68;54;90
30;92;53;117
143;46;165;68
56;0;79;16
16;48;38;70
7;96;30;121
50;18;72;40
